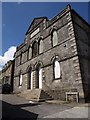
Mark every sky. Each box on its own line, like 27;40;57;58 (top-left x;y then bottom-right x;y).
0;2;89;70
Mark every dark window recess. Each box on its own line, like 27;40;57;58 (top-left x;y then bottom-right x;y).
32;41;38;57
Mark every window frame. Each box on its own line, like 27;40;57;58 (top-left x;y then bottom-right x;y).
51;29;58;47
19;74;22;87
38;39;43;54
53;59;61;80
32;41;38;58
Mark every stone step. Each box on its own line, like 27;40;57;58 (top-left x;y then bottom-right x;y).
39;90;53;100
18;89;53;101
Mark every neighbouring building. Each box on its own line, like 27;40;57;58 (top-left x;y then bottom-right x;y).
2;60;15;92
0;71;2;84
13;5;90;102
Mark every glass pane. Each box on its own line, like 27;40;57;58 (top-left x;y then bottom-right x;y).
54;61;60;79
20;74;22;86
33;42;38;57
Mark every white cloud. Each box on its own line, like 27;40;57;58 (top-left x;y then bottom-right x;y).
17;0;23;4
0;46;16;70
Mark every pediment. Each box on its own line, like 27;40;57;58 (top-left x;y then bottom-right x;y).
26;17;48;35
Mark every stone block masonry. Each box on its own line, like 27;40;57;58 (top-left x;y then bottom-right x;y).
13;5;90;102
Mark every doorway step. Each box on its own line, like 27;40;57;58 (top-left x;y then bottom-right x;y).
18;89;53;102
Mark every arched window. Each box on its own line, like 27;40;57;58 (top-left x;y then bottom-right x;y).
39;39;43;54
20;53;22;65
19;74;22;86
32;41;38;57
28;47;32;59
51;30;58;47
54;59;61;79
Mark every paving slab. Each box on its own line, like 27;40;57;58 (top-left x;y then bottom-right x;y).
44;106;88;118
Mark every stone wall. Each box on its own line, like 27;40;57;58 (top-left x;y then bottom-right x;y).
14;13;78;100
13;5;90;102
72;10;90;102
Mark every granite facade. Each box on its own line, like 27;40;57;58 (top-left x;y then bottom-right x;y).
13;5;90;102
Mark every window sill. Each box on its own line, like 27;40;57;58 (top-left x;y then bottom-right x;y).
19;86;22;88
53;77;62;81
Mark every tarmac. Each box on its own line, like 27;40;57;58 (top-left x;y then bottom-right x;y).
44;100;89;118
1;94;90;119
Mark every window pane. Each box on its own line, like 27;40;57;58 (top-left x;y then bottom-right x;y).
54;60;60;79
52;31;58;47
32;42;38;57
19;74;22;86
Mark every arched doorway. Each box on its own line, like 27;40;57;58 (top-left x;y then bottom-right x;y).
36;64;42;89
39;66;42;89
27;68;33;89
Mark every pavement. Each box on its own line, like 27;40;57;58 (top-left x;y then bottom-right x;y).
0;94;89;119
44;106;88;118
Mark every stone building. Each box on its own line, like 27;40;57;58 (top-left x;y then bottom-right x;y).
14;5;90;102
2;60;15;92
0;71;2;84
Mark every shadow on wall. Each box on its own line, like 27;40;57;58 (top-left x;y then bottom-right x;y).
82;82;90;103
1;100;38;120
79;62;90;103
